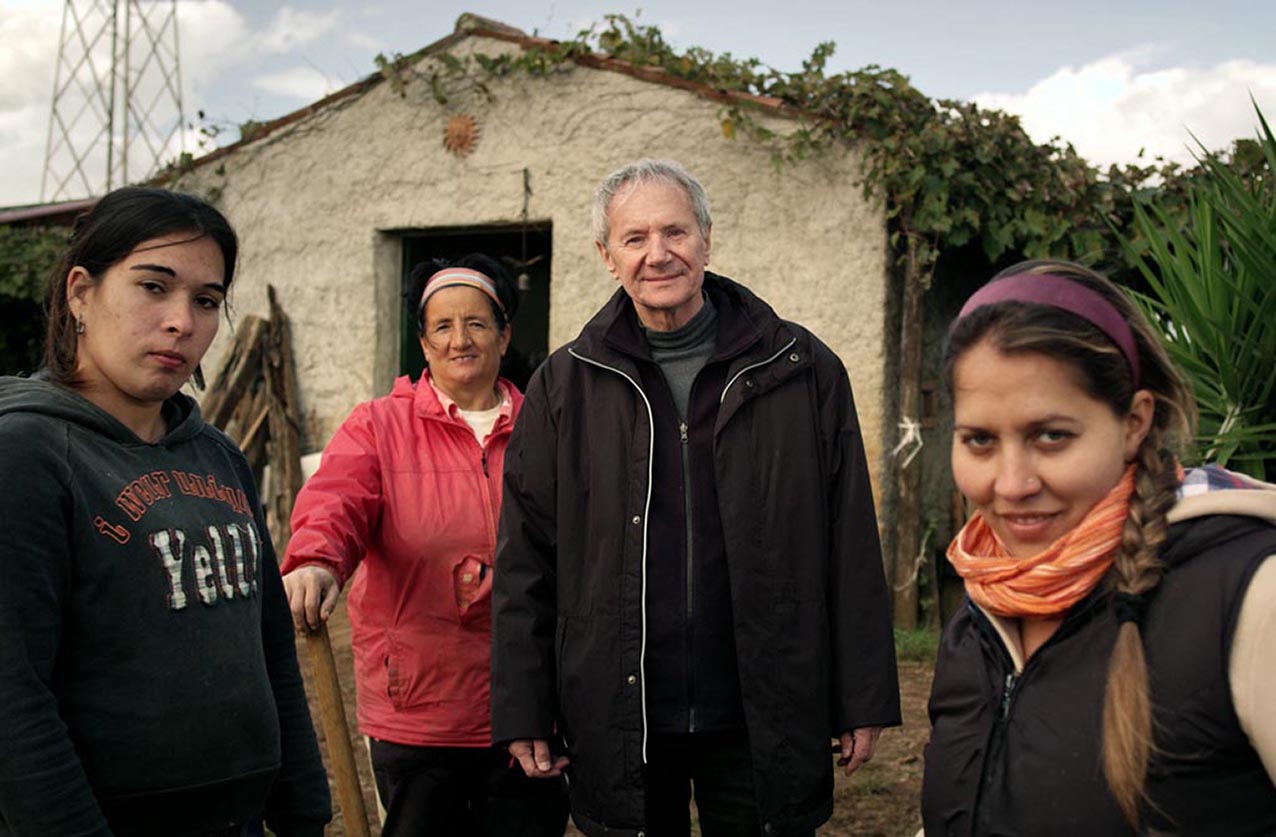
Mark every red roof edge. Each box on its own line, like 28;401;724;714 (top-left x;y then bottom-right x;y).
0;197;98;226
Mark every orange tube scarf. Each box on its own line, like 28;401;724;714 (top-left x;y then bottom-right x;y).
947;466;1136;617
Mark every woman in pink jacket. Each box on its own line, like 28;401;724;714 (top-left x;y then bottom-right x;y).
282;255;568;836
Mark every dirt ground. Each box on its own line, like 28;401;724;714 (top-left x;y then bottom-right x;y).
297;599;931;837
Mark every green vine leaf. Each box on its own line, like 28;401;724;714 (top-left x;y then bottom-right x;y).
430;72;448;105
374;52;409;97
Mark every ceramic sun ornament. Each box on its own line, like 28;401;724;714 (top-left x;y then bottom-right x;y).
444;114;480;156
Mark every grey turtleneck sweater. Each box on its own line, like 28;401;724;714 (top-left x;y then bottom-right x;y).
643;293;718;421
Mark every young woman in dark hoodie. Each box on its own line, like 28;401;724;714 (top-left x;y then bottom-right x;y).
0;188;331;836
922;259;1276;835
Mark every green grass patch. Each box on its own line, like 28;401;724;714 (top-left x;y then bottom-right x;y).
894;626;940;663
845;759;893;796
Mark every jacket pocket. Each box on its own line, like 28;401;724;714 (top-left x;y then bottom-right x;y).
385;640;404;709
383;626;491;712
384;631;425;712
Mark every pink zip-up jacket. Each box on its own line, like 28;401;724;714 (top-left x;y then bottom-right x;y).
283;373;522;747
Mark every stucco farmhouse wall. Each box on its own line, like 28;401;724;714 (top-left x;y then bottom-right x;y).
188;34;891;484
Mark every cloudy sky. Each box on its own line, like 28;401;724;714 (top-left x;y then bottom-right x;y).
2;0;1274;206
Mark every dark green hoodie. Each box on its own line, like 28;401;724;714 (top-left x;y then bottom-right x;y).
0;378;330;836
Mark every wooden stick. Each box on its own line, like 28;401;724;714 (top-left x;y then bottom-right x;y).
264;286;305;547
252;287;369;833
238;403;271;461
304;624;371;837
203;315;268;428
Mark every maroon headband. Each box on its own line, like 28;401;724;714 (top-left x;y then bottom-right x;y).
957;273;1142;387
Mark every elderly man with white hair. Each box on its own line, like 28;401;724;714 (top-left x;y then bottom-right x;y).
492;158;900;837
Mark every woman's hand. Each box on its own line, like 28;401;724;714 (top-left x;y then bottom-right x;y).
282;565;341;633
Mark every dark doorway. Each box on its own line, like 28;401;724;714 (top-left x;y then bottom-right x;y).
401;224;551;392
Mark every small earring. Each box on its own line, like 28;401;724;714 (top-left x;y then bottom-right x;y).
75;315;85;334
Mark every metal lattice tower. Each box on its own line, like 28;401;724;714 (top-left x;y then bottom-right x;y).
41;0;184;202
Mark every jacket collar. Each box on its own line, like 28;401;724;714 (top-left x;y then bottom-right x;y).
391;372;523;434
573;272;794;370
568;273;811;434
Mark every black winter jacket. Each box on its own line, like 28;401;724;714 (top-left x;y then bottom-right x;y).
492;274;900;837
923;512;1276;836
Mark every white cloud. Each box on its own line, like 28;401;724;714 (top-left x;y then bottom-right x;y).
0;5;59;112
252;66;340;101
256;6;342;54
0;103;51;205
974;51;1276;168
177;2;343;85
343;30;384;51
0;3;104;204
175;0;255;87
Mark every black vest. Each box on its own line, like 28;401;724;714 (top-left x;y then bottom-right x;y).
923;514;1276;837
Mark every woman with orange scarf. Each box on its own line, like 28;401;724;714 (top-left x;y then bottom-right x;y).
921;260;1276;835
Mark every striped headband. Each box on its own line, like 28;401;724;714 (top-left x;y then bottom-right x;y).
957;272;1141;388
419;267;505;316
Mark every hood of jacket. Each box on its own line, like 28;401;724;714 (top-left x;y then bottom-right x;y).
0;376;205;446
1163;464;1276;568
571;271;795;364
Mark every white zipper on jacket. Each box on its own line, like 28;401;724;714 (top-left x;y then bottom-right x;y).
568;347;655;762
719;337;797;404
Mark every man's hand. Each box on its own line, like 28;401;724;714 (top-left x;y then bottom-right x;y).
509;739;570;779
282;565;341;633
837;726;883;776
